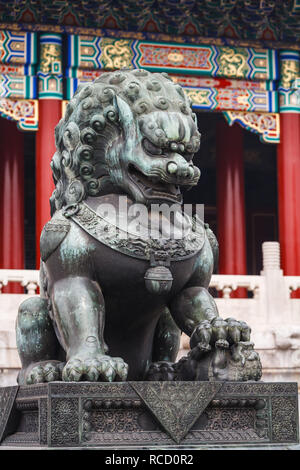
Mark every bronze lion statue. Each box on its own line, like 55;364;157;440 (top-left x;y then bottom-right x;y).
16;69;261;384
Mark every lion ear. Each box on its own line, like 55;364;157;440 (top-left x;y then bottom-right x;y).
114;95;134;130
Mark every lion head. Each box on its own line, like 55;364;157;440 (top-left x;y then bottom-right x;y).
51;69;201;214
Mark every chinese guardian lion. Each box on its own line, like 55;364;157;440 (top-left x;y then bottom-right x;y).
16;69;261;385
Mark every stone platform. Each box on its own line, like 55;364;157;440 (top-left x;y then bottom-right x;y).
0;381;299;448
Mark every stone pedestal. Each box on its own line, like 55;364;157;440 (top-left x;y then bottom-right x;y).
0;381;298;448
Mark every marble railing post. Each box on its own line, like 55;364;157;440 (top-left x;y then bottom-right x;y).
261;241;291;323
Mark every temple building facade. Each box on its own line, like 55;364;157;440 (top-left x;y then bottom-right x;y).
0;1;300;387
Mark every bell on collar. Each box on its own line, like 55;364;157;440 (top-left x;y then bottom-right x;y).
144;265;173;295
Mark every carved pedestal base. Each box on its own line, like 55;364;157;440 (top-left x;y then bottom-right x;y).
0;382;298;448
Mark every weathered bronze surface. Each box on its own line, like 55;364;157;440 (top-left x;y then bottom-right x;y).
0;382;298;447
0;70;299;449
14;69;262;385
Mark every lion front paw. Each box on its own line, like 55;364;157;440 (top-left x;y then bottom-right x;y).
190;317;251;350
62;354;128;382
25;361;65;385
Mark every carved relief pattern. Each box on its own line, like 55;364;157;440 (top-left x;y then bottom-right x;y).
205;407;255;431
132;382;222;443
50;398;79;446
0;386;18;443
91;409;141;433
218;382;298;396
271;396;298;442
17;384;48;400
1;382;299;447
39;398;48;445
49;382;136;397
71;202;205;262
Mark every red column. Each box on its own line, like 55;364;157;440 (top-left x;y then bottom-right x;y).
216;120;247;298
0;118;24;293
277;113;300;292
35;99;61;266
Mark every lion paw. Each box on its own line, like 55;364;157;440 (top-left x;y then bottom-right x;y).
190;317;252;351
26;361;64;385
62;355;128;382
145;361;175;381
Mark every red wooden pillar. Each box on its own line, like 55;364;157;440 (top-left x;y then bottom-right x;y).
35;33;63;266
277;113;300;277
216;119;247;298
35;99;61;264
278;51;300;297
0;118;24;293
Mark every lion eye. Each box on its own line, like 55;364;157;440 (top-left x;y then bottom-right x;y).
143;138;163;156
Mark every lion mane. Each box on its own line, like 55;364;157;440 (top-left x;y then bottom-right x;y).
51;68;200;215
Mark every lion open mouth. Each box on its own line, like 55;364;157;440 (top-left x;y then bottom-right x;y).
128;164;182;203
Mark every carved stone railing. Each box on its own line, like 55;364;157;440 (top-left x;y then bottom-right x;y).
0;269;39;295
0;241;297;301
284;276;300;295
210;274;262;299
0;269;265;299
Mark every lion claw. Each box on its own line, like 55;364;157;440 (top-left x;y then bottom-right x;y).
62;354;128;382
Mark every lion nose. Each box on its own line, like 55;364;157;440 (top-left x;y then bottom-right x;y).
167;161;195;179
167;162;178;175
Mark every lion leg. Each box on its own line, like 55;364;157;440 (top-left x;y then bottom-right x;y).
145;307;181;380
152;307;181;363
51;276;128;382
170;286;218;338
146;289;217;381
16;297;63;385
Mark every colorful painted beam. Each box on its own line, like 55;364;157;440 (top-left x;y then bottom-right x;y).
278;50;300;114
185;87;277;113
0;30;37;100
0;74;37;99
0;98;38;130
67;68;275;90
0;30;37;66
224;111;280;144
169;75;276;91
66;68;277;113
67;35;278;80
37;33;63;99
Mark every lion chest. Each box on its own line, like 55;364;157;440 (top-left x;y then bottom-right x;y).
45;221;197;298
